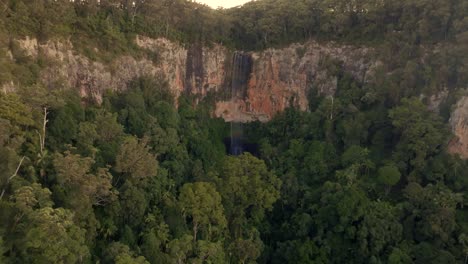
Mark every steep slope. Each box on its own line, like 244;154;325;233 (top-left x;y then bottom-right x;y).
14;36;376;120
7;36;468;158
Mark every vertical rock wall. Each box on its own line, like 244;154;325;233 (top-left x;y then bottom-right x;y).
448;96;468;159
7;36;467;158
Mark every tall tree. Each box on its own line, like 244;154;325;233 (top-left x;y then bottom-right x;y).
115;136;158;185
218;153;281;238
178;182;226;241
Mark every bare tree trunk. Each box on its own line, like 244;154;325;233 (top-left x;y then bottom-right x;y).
193;222;198;242
0;156;25;200
37;107;48;156
131;4;139;24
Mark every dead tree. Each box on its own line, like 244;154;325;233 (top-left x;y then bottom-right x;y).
0;156;25;200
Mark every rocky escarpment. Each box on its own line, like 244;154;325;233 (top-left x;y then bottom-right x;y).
137;36;376;122
449;96;468;158
15;37;167;103
14;36;375;120
6;36;467;158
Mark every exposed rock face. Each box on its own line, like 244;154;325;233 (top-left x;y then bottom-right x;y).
16;36;376;122
19;37;161;103
137;37;376;122
136;37;378;122
16;36;376;120
10;36;468;158
1;81;15;93
135;36;226;98
449;96;468;158
216;42;374;121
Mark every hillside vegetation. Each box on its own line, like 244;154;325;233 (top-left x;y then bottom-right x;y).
0;0;468;263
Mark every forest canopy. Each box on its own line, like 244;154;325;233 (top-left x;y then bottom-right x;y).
0;0;468;263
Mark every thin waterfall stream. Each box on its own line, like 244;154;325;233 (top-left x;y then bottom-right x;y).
229;52;252;155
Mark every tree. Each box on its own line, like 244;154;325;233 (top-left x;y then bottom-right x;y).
0;155;24;201
8;184;89;264
53;151;116;243
93;110;125;164
192;240;226;264
178;182;226;241
21;207;90;264
17;85;65;159
388;247;412;264
341;145;374;173
117;90;153;137
377;164;401;195
0;118;26;201
53;151;116;208
95;111;125;144
0;236;7;264
167;234;194;264
119;182;148;228
403;182;462;242
104;242;149;264
314;181;370;261
219;153;281;237
48;104;82;150
141;221;171;264
389;98;446;177
228;235;263;264
357;201;402;259
76;121;98;157
273;239;323;264
0;93;34;129
115;136;158;185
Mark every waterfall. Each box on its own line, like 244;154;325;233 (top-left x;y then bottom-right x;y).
229;52;252;155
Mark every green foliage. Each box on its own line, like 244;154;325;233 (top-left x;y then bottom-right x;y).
0;71;466;263
273;239;323;264
115;136;158;185
178;182;226;241
219;153;281;236
6;184;90;264
104;242;149;264
0;1;466;263
357;201;402;258
378;164;401;187
389;98;447;177
53;151;116;208
48;107;81;150
0;236;6;264
0;93;33;128
22;207;89;264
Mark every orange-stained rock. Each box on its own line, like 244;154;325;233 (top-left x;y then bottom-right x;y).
15;36;375;121
213;42;375;122
448;97;468;158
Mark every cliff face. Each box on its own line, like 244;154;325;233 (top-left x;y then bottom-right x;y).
136;36;376;122
8;36;468;158
449;97;468;158
14;36;376;121
17;37;163;103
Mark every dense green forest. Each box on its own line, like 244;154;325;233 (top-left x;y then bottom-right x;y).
1;0;468;263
